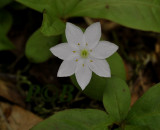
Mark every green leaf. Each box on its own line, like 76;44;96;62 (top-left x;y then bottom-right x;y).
0;10;12;34
92;123;109;130
71;52;126;100
67;0;106;17
103;77;131;122
0;34;15;50
25;28;60;63
53;0;79;17
69;0;160;33
107;52;126;80
0;0;12;8
126;83;160;130
16;0;79;36
31;109;112;130
40;0;79;36
40;11;65;36
15;0;48;12
124;125;150;130
0;10;14;51
16;0;160;32
16;0;79;16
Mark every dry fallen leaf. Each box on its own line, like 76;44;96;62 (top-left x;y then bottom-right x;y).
130;70;154;106
0;102;43;130
0;80;25;107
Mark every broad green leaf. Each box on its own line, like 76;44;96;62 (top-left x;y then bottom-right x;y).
124;125;150;130
16;0;79;16
40;11;65;36
16;0;160;32
71;73;108;100
54;0;79;17
46;0;79;17
71;52;126;100
92;123;109;130
61;32;67;43
25;29;60;63
107;52;126;80
103;77;131;122
40;0;79;36
15;0;49;12
0;0;12;8
126;83;160;130
16;0;79;36
31;109;112;130
0;10;14;51
67;0;106;17
69;0;160;33
0;10;12;34
0;34;15;50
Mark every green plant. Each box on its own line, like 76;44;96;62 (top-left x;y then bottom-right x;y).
0;7;14;50
1;0;159;129
31;78;160;130
15;0;160;63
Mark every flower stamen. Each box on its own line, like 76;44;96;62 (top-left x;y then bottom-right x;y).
80;49;89;58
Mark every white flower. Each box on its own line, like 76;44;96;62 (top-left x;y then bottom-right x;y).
50;22;118;90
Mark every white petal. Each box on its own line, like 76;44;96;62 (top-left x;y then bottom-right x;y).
57;60;76;77
88;58;111;77
75;59;92;90
84;22;101;49
90;41;118;59
50;43;78;60
65;22;84;49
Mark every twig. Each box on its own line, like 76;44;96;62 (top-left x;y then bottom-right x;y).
84;17;94;25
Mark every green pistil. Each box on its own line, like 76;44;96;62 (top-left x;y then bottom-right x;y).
80;49;89;58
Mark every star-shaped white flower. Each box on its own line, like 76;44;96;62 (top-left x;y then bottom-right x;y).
50;22;118;90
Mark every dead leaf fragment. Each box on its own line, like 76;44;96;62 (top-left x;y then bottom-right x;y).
0;80;25;106
0;102;43;130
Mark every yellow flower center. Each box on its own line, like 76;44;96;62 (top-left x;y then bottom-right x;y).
80;49;89;58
